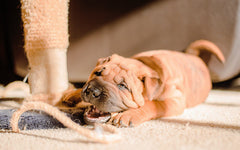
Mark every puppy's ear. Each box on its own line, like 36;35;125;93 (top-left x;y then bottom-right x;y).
96;56;111;66
143;76;162;101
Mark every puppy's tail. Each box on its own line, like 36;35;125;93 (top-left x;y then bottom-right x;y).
185;40;225;64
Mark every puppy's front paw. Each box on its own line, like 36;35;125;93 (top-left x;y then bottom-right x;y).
112;109;146;127
56;88;82;107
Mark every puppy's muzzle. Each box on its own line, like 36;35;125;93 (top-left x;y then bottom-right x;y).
81;79;106;104
81;79;103;103
81;78;127;113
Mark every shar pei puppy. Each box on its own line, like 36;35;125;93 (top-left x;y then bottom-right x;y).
60;40;225;127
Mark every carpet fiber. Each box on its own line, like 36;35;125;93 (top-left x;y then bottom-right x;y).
0;89;240;150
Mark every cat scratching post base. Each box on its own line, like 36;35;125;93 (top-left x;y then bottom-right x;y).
27;49;68;105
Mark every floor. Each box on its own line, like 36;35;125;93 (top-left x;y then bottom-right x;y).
0;89;240;150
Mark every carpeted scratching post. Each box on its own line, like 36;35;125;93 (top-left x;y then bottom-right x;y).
21;0;69;105
0;0;72;130
1;0;74;130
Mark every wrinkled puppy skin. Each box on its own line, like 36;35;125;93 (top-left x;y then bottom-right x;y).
76;40;225;127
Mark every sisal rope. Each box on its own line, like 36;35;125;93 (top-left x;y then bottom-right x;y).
21;0;69;51
10;101;121;144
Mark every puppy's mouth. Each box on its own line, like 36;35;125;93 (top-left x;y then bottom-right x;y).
84;105;111;125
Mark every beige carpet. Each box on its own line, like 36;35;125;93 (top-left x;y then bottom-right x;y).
0;89;240;150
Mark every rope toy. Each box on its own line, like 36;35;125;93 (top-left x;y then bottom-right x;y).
10;101;122;144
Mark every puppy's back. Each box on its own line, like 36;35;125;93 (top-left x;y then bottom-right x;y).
133;50;211;107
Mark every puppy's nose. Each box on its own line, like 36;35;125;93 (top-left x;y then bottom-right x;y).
82;80;103;101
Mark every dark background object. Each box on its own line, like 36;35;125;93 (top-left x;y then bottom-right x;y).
0;0;23;85
0;0;239;87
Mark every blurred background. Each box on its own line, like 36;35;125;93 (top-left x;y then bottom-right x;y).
0;0;239;89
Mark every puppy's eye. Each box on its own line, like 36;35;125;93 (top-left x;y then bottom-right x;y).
94;67;106;76
117;82;129;90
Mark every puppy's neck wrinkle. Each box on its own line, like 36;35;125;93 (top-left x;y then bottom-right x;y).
133;56;161;79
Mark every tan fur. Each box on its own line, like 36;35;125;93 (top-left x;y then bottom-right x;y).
63;40;225;127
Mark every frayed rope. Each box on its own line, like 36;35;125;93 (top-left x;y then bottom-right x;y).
10;101;121;144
